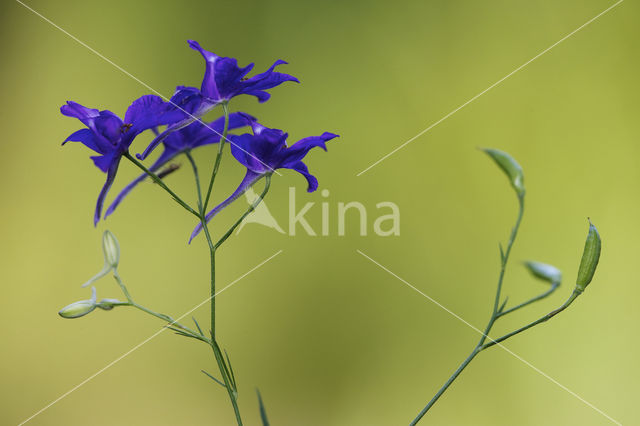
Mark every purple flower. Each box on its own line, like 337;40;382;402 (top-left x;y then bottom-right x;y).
104;112;254;219
61;95;182;225
190;114;338;241
138;40;298;161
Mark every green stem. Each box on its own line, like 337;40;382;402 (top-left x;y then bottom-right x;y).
188;102;242;425
478;196;525;346
112;271;208;343
185;150;203;211
411;196;525;425
123;152;199;218
481;289;581;350
410;348;480;426
203;102;230;211
211;340;243;425
496;281;559;318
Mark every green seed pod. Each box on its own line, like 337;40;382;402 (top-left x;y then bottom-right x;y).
102;230;120;269
482;148;525;198
575;220;601;292
59;287;97;319
524;261;562;285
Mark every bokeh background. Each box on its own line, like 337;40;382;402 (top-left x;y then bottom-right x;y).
1;0;637;425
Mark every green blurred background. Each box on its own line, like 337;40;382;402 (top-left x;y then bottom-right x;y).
1;0;637;424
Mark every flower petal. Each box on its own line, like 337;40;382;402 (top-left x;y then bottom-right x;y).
189;170;264;242
229;134;273;173
188;40;222;100
137;89;216;160
91;151;117;173
63;128;103;153
241;59;299;101
60;101;100;127
281;132;339;167
124;95;185;135
285;161;319;192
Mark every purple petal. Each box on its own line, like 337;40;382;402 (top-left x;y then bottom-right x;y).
188;40;222;100
93;112;124;144
229;134;273;173
137;94;216;160
241;59;299;95
285;161;319;192
91;151;118;173
281;132;339;167
60;101;100;127
63;128;103;154
124;95;185;135
189;170;263;242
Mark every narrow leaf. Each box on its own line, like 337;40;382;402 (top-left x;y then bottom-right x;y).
576;219;601;291
498;297;509;313
201;370;226;388
482;148;525;198
192;316;204;336
225;349;237;389
257;389;270;426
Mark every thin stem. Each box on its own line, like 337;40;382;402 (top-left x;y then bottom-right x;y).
123;152;199;218
477;196;525;347
214;174;272;250
185;150;203;211
211;340;243;425
203;102;230;211
112;271;208;342
410;348;480;426
411;196;525;425
482;289;581;350
497;282;559;318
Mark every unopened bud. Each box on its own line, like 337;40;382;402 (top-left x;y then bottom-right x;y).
576;219;601;292
59;287;97;319
102;230;120;268
482;148;525;198
524;261;562;285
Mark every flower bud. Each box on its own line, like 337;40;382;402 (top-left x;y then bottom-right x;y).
524;261;562;285
59;287;97;319
482;148;525;198
102;230;120;269
576;220;601;292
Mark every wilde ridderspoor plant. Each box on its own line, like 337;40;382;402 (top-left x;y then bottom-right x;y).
59;40;338;425
410;149;602;425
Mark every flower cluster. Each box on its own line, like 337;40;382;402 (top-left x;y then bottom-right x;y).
61;40;338;232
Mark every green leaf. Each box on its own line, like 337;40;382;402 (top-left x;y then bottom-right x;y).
524;261;562;285
192;317;204;336
482;148;525;198
257;389;270;426
576;219;601;291
201;370;226;388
